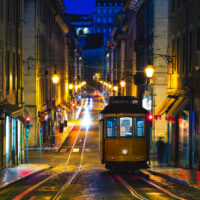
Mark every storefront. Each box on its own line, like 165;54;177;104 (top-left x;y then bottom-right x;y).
155;95;193;168
0;103;25;167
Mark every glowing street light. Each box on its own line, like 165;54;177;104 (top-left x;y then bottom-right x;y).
69;83;74;90
145;65;154;78
120;80;126;96
113;86;118;91
52;71;59;84
120;80;126;87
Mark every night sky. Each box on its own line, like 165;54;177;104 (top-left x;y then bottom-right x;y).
64;0;96;14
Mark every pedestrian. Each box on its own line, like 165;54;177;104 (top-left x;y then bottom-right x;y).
156;136;165;165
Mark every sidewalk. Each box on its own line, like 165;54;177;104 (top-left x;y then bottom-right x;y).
147;165;200;190
54;121;75;151
0;164;50;190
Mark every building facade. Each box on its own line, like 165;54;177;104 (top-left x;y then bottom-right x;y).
108;4;137;97
0;0;25;167
24;0;69;147
135;0;169;150
163;0;200;169
93;0;124;46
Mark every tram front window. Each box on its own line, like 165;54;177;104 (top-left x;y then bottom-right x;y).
134;117;145;137
120;117;133;137
106;117;117;137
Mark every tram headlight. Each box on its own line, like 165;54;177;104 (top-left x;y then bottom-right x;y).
122;149;128;155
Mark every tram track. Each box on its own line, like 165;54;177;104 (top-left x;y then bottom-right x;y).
115;173;187;200
13;98;92;200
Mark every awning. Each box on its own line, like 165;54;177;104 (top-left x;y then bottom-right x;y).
60;104;70;112
166;96;190;118
155;96;176;116
0;102;24;118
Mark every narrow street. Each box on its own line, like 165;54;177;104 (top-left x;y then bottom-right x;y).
0;98;199;200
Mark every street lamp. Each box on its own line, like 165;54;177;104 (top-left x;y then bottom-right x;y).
69;83;74;90
120;80;126;96
52;71;59;84
145;65;154;84
113;86;118;96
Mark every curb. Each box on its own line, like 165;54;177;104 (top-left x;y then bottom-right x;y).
57;123;75;152
0;166;50;191
147;169;189;186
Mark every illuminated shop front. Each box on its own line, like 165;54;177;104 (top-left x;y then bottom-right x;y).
155;95;194;168
0;103;25;167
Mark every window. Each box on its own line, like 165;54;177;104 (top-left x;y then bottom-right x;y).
177;37;180;73
109;18;112;23
104;9;106;14
120;117;132;137
103;18;106;23
12;52;15;90
197;29;200;51
6;51;10;92
97;18;101;23
189;31;193;72
0;49;2;91
106;117;117;137
0;0;3;17
182;34;186;72
177;0;180;8
134;117;145;137
172;0;175;12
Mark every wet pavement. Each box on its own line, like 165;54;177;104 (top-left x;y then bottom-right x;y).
0;164;50;190
0;99;200;199
147;166;200;190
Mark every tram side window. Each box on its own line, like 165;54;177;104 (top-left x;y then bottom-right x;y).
134;117;145;137
120;117;133;137
106;117;117;137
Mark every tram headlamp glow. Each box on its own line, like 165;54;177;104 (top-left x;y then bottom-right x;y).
122;149;128;155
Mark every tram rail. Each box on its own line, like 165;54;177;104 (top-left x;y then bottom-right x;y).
115;174;187;200
13;99;91;200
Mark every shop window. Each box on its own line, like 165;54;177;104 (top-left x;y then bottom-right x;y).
6;116;10;164
106;117;117;137
17;120;21;163
134;117;145;137
120;117;132;137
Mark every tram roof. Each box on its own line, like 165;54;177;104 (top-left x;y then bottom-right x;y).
101;100;149;115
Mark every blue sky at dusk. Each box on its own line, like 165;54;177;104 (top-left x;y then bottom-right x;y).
64;0;96;14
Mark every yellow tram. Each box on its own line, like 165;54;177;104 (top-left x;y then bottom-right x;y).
99;96;152;170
